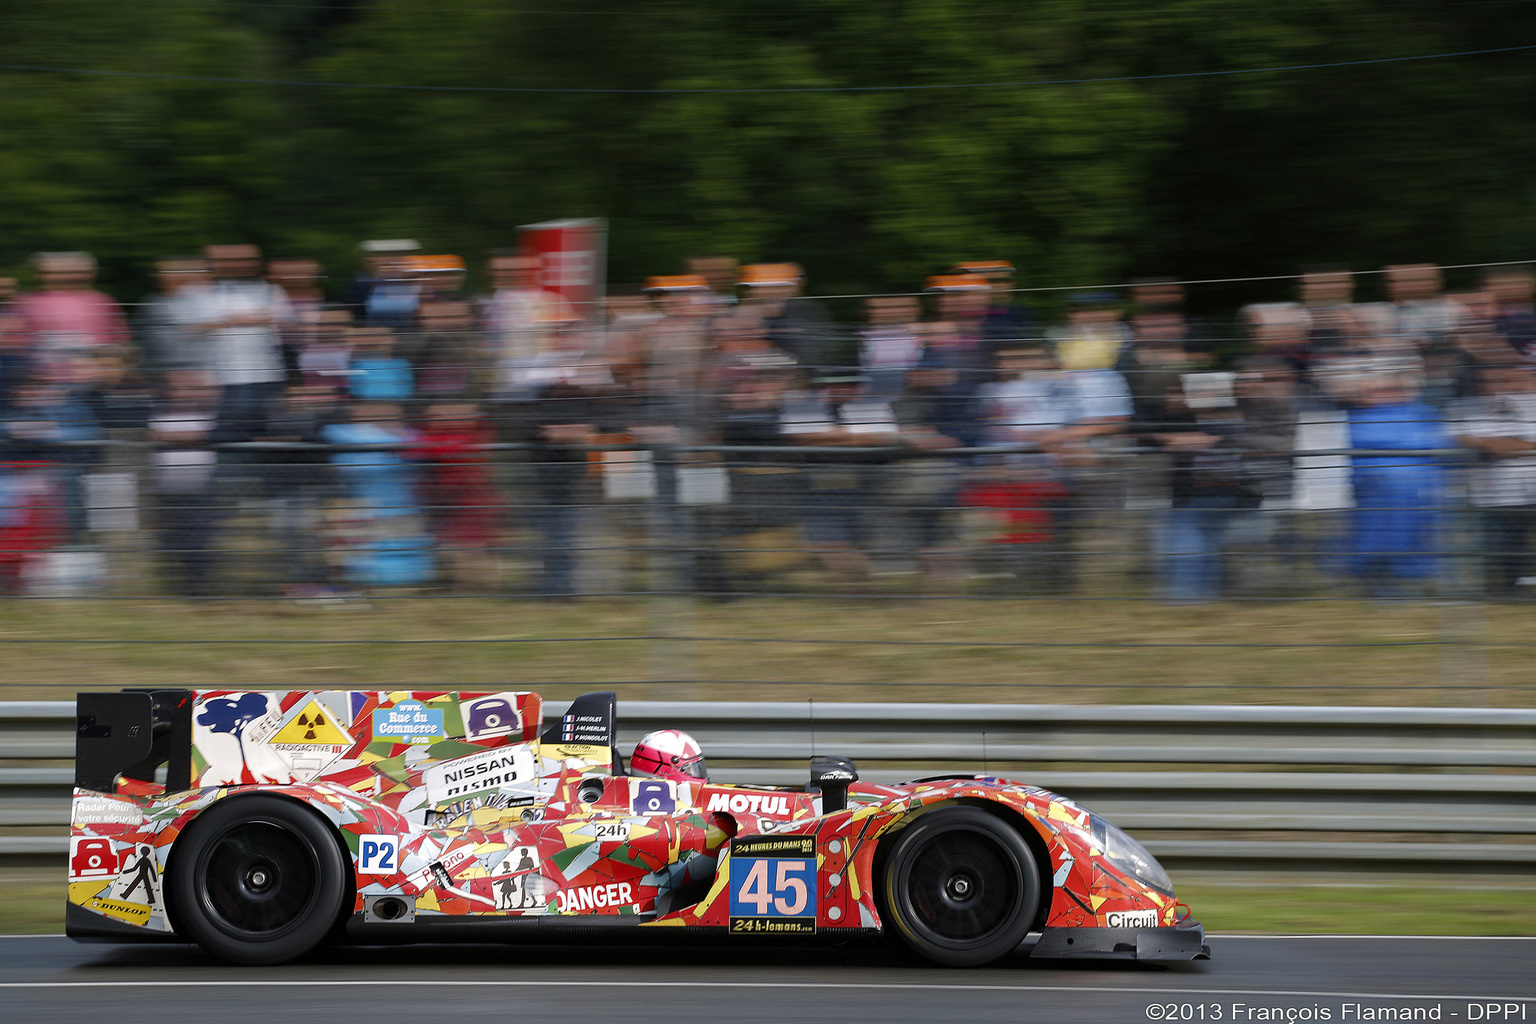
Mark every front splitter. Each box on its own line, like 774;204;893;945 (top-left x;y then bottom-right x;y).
1031;923;1210;960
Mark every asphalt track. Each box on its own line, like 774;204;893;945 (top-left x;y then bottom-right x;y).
1;934;1532;1024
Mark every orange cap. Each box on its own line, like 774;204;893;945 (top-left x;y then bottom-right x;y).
925;274;989;291
407;254;467;274
738;263;803;287
643;274;710;292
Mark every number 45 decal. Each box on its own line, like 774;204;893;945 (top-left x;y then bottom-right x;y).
735;859;811;916
734;859;811;914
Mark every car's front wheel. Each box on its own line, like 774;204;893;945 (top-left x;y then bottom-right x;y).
170;795;348;965
881;807;1039;967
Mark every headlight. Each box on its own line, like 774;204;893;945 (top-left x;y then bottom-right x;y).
1089;813;1174;896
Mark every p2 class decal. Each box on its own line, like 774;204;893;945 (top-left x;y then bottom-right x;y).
358;834;399;875
727;834;817;935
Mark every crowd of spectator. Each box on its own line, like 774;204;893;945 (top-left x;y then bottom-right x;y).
4;241;1536;603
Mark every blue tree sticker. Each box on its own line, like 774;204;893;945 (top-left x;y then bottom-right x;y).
197;693;269;761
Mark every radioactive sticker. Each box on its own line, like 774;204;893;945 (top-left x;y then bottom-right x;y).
272;700;351;746
270;698;355;781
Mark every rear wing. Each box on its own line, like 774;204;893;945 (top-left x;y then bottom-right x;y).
75;690;193;794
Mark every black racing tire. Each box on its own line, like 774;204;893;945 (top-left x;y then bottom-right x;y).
169;795;347;966
880;806;1040;967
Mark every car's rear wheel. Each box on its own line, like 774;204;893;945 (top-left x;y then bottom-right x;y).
880;807;1039;967
170;795;347;965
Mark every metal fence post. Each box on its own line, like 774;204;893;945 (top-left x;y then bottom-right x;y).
645;442;696;687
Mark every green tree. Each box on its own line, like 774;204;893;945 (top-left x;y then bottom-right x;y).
3;0;1534;307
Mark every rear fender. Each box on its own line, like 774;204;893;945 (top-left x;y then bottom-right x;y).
162;790;357;937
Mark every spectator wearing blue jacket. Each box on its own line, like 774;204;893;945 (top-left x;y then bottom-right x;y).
1346;364;1449;594
347;326;414;402
322;401;433;586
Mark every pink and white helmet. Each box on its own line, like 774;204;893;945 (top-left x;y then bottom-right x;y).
631;729;707;781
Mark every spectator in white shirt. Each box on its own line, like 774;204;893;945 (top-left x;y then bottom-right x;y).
1452;360;1536;597
860;296;924;401
193;244;291;441
482;253;574;403
971;343;1130;593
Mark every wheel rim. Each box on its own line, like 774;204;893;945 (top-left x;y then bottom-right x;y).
197;820;319;939
899;829;1019;946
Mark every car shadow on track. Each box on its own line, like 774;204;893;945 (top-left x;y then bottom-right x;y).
70;937;1211;976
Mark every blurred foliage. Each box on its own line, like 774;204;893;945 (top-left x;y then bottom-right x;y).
2;0;1535;304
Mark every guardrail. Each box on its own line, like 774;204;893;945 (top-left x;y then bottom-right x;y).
6;700;1534;870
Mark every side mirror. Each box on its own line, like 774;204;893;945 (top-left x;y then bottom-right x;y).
810;755;858;814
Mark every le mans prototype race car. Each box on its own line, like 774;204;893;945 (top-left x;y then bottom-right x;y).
68;688;1209;966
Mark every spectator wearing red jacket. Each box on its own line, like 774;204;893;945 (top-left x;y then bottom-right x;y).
415;401;502;591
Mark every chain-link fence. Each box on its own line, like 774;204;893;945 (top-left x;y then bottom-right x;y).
0;433;1497;600
4;424;1531;705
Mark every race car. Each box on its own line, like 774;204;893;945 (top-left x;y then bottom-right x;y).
67;687;1209;966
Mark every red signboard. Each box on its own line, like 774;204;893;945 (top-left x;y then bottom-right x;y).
516;218;607;320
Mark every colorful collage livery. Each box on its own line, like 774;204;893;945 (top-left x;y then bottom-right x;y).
68;688;1209;966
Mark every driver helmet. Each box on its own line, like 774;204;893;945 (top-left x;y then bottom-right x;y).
632;729;707;781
